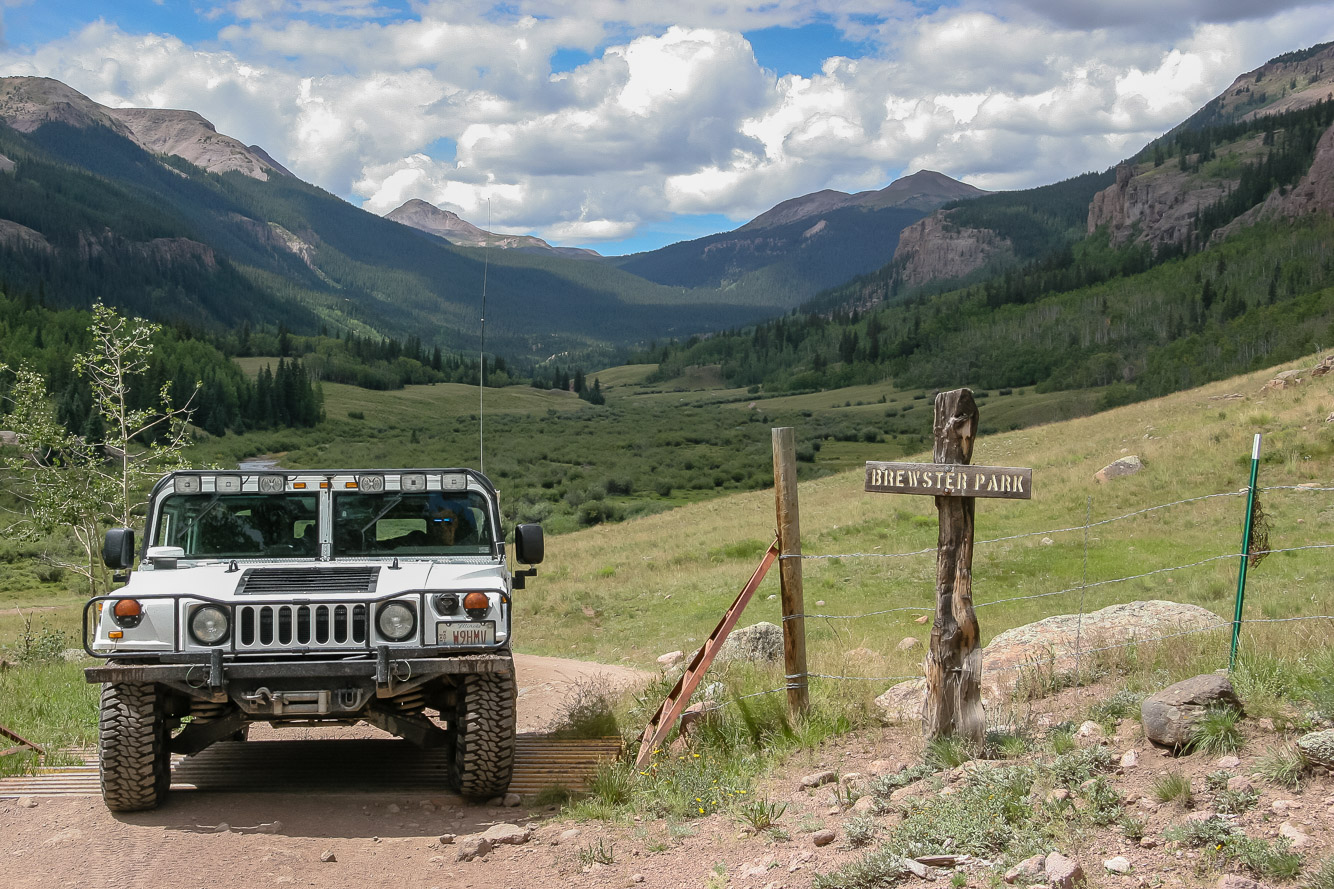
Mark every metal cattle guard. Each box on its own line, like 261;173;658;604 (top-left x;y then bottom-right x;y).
864;387;1033;744
634;541;779;771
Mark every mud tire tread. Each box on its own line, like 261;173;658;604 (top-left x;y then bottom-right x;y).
99;682;168;812
452;667;516;799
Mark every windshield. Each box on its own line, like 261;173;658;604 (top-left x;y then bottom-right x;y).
333;490;493;557
154;494;319;558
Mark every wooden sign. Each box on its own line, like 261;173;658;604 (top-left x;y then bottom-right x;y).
864;387;1035;745
865;462;1032;499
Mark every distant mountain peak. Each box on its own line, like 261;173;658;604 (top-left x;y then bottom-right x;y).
0;76;292;181
740;170;987;232
386;198;601;259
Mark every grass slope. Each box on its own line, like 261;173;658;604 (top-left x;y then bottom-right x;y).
519;352;1334;685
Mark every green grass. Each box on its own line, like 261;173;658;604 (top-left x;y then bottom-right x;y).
1151;771;1193;805
1187;705;1245;755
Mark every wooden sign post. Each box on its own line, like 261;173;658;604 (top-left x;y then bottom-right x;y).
865;388;1032;744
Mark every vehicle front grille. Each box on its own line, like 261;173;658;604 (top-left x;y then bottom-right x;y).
235;567;380;596
235;603;369;650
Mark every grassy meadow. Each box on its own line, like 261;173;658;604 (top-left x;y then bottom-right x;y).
1;349;1331;769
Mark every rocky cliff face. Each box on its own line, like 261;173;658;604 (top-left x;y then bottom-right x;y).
0;76;290;182
1085;161;1235;249
0;77;142;143
891;210;1011;286
106;108;287;181
1210;120;1334;241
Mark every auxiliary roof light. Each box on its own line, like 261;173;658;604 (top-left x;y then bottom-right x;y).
357;474;385;493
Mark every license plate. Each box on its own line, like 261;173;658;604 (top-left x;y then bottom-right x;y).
437;621;495;646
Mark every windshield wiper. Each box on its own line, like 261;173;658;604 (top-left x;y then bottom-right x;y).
358;494;405;536
180;494;223;537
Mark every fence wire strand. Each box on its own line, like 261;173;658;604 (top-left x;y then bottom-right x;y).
697;484;1331;716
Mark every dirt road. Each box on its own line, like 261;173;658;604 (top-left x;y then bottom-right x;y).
0;654;653;889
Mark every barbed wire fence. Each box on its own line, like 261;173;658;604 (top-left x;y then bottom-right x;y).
695;475;1334;721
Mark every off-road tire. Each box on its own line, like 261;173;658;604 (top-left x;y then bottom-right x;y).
99;682;170;812
451;667;517;799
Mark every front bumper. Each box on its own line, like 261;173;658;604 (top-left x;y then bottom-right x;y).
85;650;513;703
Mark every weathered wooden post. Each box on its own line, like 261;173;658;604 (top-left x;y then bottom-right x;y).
864;388;1032;744
924;389;983;743
772;427;810;717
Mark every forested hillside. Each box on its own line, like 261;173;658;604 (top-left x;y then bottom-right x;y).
639;215;1334;408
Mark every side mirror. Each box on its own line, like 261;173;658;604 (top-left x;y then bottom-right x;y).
103;528;136;570
514;524;544;565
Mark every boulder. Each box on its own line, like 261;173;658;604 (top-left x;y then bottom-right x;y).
874;601;1224;723
1311;355;1334;377
1297;729;1334;769
1045;852;1085;889
716;622;783;663
1141;674;1242;749
1096;456;1143;483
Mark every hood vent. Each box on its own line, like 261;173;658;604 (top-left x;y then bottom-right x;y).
235;566;380;596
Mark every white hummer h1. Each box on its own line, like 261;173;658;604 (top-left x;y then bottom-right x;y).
84;468;543;812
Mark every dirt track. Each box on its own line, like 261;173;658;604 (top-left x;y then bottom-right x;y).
0;654;651;889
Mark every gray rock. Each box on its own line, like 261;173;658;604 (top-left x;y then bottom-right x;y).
656;650;684;668
480;823;533;845
455;835;493;861
1045;851;1085;889
800;770;837;789
1076;721;1106;747
1297;729;1334;769
1141;674;1242;749
501;793;522;807
811;829;836;847
560;828;582;842
1279;821;1311;848
717;622;784;663
320;850;337;863
16;797;36;809
1096;456;1143;483
1216;877;1268;889
1215;754;1242;769
1003;854;1046;884
896;637;921;652
1120;750;1138;769
1227;776;1254;793
1103;856;1132;874
438;833;456;845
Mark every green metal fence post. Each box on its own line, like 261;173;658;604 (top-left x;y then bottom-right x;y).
1229;433;1262;672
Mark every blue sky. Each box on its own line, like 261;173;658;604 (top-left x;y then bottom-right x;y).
2;1;1332;255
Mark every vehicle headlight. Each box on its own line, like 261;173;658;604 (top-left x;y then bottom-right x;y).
377;602;416;641
189;605;230;645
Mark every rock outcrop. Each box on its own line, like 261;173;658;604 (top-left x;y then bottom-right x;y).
1086;161;1234;250
0;76;291;182
875;601;1225;722
891;210;1011;287
107;107;289;181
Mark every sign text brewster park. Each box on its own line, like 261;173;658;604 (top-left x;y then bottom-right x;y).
865;388;1032;744
865;462;1032;500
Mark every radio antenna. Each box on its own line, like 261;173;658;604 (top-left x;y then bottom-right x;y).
478;198;490;474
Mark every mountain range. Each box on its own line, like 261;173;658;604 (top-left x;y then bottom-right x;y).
0;75;980;358
0;40;1331;367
